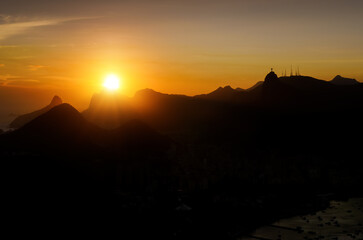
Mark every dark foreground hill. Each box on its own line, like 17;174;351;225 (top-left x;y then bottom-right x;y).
9;95;62;129
0;102;174;209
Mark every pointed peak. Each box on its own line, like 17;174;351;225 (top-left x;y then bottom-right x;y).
50;95;62;106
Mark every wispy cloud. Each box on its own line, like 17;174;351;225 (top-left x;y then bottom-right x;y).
0;15;97;41
0;73;73;88
0;74;41;87
28;64;46;71
0;74;36;86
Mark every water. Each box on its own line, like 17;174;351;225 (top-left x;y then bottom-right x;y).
240;198;363;240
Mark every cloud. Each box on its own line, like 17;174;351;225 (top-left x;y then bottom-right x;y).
0;19;61;41
0;75;40;87
0;74;70;88
0;16;96;41
0;14;12;24
28;64;46;71
5;79;40;87
0;74;40;87
0;64;4;67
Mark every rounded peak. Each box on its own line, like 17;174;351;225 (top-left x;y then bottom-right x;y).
134;88;161;98
222;85;233;90
50;95;63;106
331;75;359;85
137;88;157;93
332;75;344;81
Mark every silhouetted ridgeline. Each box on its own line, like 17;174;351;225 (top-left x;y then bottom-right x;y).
330;75;360;85
9;95;62;129
1;73;363;239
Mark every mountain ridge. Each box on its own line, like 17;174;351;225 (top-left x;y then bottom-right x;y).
330;75;360;85
9;95;62;129
5;73;362;131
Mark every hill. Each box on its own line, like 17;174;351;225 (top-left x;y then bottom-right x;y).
3;102;172;154
330;75;360;85
9;95;62;129
82;92;139;129
3;103;103;153
194;85;243;102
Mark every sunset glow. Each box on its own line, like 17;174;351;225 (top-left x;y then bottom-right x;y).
1;1;363;236
103;74;120;91
0;0;362;113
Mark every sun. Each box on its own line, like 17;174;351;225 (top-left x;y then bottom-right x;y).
103;74;121;91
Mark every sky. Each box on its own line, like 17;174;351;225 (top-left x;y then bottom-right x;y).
0;0;363;117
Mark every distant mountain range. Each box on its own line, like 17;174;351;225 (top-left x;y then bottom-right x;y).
195;85;241;102
2;73;362;180
194;81;263;102
7;75;362;132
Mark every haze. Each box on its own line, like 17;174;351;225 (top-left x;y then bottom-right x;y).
0;0;362;119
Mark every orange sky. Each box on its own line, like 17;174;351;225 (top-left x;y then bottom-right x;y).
1;0;363;116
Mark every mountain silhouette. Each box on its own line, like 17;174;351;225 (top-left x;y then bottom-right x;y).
246;81;263;91
9;95;62;129
4;103;103;153
1;72;363;239
0;102;174;221
195;85;243;102
133;88;224;133
88;74;362;136
330;75;360;85
235;87;245;92
2;102;172;156
82;92;139;129
2;72;362;176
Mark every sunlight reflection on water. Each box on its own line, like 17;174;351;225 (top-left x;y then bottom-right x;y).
240;198;363;240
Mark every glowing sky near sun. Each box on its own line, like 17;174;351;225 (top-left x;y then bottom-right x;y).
103;74;121;91
0;0;362;104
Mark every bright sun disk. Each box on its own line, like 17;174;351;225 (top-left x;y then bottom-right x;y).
103;74;120;91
